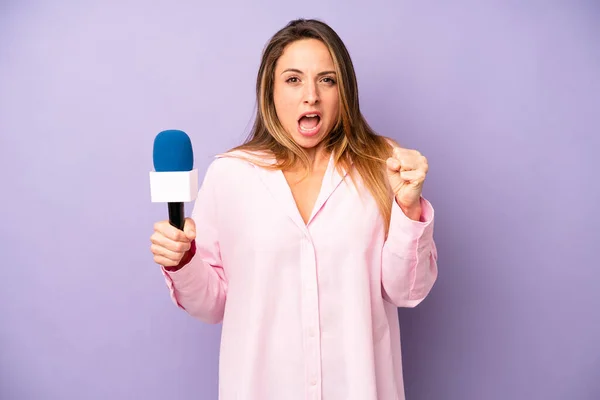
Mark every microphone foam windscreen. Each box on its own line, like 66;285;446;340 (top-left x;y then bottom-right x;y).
153;130;194;172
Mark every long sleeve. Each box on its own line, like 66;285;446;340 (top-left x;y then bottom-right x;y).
381;196;438;308
161;161;228;324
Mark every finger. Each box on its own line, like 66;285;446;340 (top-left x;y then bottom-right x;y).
399;157;427;172
150;231;191;253
386;157;401;172
153;254;180;268
393;148;426;171
183;218;196;241
399;169;427;183
154;221;189;242
389;156;418;172
150;243;185;263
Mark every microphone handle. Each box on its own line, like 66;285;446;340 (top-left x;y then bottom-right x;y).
168;202;185;231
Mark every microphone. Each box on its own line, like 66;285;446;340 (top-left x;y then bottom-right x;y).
149;129;198;231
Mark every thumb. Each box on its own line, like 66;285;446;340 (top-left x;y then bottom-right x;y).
183;218;196;241
386;157;401;175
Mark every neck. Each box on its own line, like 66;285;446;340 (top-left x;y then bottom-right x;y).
294;142;330;173
307;140;329;162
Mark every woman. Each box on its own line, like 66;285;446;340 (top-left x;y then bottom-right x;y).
150;18;438;400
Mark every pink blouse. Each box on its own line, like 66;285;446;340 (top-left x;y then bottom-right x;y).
161;151;438;400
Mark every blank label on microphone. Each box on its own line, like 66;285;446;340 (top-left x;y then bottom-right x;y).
149;169;199;203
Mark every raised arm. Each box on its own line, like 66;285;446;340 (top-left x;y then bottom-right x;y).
380;140;438;307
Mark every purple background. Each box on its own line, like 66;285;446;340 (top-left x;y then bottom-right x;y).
1;1;599;399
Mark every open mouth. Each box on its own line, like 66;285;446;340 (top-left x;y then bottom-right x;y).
298;113;322;135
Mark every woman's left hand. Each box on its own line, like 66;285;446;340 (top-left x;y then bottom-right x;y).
386;146;429;220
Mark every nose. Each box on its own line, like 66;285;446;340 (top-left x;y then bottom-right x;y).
303;80;320;105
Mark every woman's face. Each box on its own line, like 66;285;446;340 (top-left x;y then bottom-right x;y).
272;38;340;149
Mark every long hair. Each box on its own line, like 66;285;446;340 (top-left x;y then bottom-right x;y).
228;18;395;232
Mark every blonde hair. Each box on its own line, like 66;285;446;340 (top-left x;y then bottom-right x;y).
228;18;396;232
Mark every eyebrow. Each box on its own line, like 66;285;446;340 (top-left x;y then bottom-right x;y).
281;68;336;76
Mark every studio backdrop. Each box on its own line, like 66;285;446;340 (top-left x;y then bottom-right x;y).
1;1;598;399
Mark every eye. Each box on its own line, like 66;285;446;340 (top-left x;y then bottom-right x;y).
322;77;336;85
286;76;300;83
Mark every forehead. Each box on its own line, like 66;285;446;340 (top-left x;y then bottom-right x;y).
275;39;334;71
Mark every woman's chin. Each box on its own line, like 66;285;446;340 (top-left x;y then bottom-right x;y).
290;125;329;149
291;133;325;149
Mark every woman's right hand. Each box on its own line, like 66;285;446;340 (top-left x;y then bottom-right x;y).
150;218;196;267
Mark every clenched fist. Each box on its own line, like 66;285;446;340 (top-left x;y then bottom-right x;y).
386;146;429;220
150;218;196;267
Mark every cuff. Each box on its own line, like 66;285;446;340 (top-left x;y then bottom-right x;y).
387;196;435;257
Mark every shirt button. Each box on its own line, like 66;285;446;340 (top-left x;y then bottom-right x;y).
310;378;317;386
309;328;315;337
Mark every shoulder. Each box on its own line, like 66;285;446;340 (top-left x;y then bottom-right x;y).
219;148;276;164
381;136;401;151
202;149;275;183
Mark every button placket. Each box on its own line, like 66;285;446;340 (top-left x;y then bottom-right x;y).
300;234;322;399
